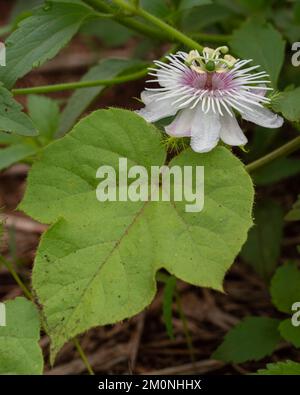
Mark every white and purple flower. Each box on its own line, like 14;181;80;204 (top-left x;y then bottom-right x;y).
137;47;284;153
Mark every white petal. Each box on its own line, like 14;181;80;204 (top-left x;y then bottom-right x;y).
136;91;177;122
190;106;221;153
219;112;248;146
165;108;195;137
241;105;284;128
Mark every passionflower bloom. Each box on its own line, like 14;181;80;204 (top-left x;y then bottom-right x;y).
137;47;283;153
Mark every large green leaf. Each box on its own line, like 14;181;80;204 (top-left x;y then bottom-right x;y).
270;263;300;314
272;87;300;122
212;317;281;363
0;1;93;88
257;360;300;375
0;297;43;375
20;108;254;359
0;87;37;136
57;58;143;137
229;19;285;87
240;200;283;280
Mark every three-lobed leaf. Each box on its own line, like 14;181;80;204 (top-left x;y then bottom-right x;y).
0;297;43;375
20;108;254;359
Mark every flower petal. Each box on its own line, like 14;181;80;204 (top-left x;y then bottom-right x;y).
190;106;221;153
136;91;177;123
165;108;195;137
219;113;248;146
241;105;284;128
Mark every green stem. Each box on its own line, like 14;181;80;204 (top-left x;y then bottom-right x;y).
246;136;300;173
175;290;196;362
12;68;149;95
0;255;33;301
190;32;231;44
85;0;167;41
111;0;203;51
73;337;95;375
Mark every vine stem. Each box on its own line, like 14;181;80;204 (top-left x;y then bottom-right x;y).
175;290;196;362
0;254;95;375
0;255;33;301
246;135;300;173
73;337;95;375
12;68;149;95
111;0;203;52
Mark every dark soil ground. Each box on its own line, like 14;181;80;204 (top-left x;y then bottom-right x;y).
1;0;300;375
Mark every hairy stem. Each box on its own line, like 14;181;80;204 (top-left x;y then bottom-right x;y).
246;136;300;173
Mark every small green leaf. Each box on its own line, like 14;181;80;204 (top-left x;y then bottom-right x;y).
20;108;254;359
0;87;37;136
285;195;300;221
179;0;212;11
229;19;285;87
240;200;284;281
272;87;300;122
0;297;43;375
162;276;177;339
28;95;60;142
212;317;281;363
257;360;300;375
253;158;300;186
0;144;38;171
57;58;143;137
270;263;300;314
0;1;93;88
279;319;300;348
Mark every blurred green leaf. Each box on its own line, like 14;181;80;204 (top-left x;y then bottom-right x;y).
181;3;234;31
0;144;38;171
253;158;300;186
257;360;300;375
0;87;37;136
272;87;300;122
279;319;300;348
57;58;143;137
230;19;285;87
28;95;60;143
179;0;212;11
140;0;170;18
240;200;284;280
212;317;281;363
270;263;300;314
285;195;300;221
81;18;134;47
